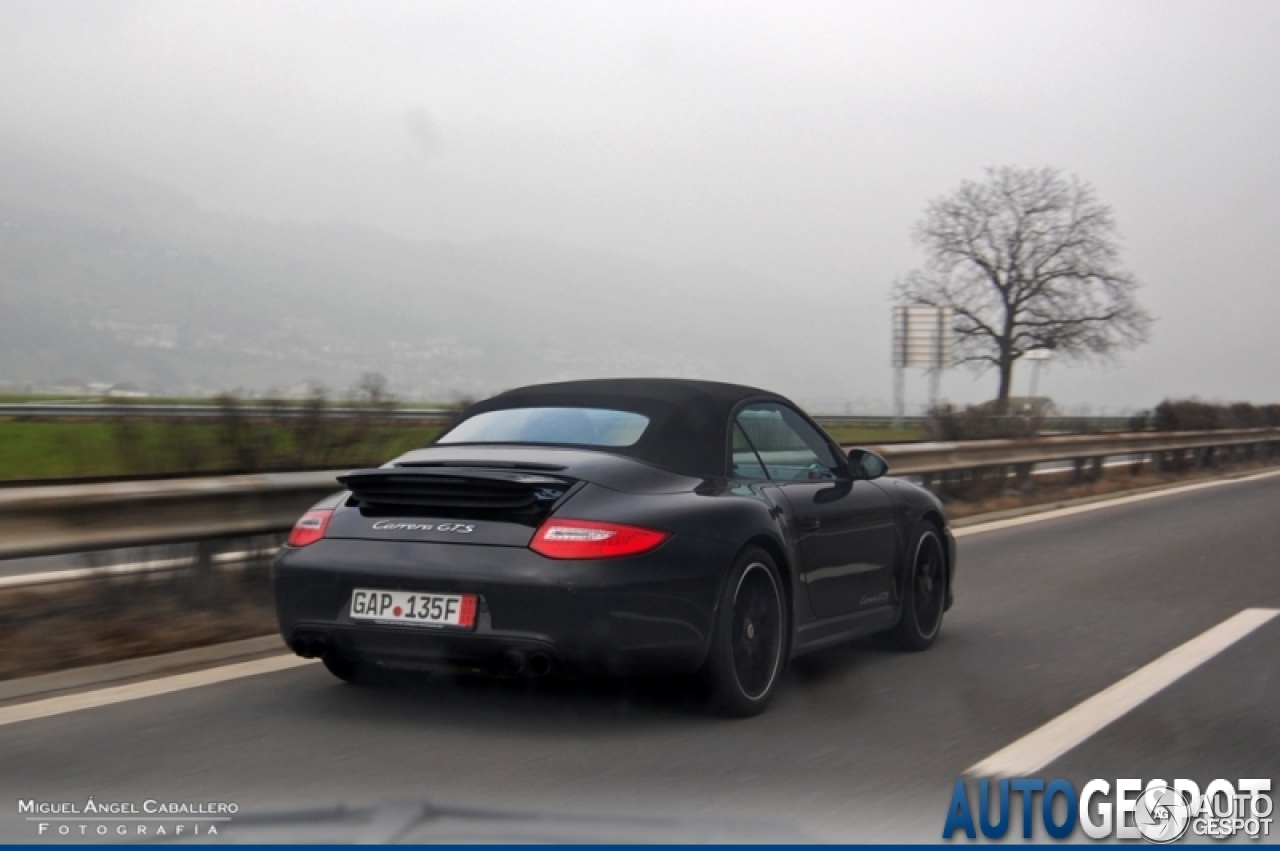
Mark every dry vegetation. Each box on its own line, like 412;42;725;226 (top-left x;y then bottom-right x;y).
0;548;278;680
941;455;1279;519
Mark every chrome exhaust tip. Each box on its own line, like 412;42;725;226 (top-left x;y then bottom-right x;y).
502;649;528;676
292;633;330;659
528;653;552;677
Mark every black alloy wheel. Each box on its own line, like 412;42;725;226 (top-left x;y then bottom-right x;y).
703;547;788;716
886;523;946;650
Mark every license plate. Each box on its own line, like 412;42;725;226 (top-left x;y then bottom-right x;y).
349;589;477;629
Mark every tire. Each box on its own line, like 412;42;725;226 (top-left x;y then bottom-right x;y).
701;547;789;717
322;652;378;684
885;522;947;651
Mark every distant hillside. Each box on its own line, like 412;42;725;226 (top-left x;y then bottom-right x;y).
0;144;855;402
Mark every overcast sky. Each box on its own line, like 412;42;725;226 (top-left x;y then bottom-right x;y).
2;0;1278;409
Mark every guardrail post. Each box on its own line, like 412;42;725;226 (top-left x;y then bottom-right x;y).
1014;463;1033;490
188;540;216;604
1072;456;1103;483
1148;451;1164;474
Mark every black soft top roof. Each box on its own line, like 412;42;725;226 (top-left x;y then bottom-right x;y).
439;378;792;477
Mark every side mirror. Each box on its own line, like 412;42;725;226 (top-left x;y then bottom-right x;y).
847;448;889;480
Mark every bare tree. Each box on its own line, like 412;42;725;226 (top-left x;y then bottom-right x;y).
896;167;1152;412
352;372;394;408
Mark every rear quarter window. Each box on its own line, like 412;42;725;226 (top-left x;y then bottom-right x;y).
735;403;841;481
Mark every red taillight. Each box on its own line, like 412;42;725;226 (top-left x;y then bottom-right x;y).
288;509;333;547
529;519;670;560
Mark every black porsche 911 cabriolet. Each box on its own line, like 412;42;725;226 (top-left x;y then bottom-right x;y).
274;378;955;715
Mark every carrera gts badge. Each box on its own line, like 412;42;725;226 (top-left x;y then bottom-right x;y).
370;521;474;534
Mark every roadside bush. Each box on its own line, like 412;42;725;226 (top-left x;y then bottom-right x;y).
926;403;1042;441
102;380;439;477
1150;399;1280;431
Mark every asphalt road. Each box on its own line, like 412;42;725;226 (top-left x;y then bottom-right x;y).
1;473;1278;842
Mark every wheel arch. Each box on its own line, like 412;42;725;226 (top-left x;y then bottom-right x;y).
891;510;949;621
707;533;795;620
742;533;796;633
919;509;953;606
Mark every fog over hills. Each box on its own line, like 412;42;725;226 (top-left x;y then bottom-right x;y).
0;146;859;405
5;3;1280;413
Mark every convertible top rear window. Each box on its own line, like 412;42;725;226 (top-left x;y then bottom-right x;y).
438;407;650;447
434;379;801;477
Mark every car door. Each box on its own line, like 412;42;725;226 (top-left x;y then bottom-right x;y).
735;402;898;619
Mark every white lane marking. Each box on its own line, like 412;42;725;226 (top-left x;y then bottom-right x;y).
967;608;1280;777
0;654;314;728
955;467;1280;538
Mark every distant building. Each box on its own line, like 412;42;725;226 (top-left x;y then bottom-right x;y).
970;396;1058;416
49;377;90;395
106;382;149;398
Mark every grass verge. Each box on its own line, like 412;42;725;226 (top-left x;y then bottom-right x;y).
824;424;924;444
0;419;441;481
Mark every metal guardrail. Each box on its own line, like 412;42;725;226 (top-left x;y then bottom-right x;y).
0;403;1137;431
867;428;1280;475
0;403;456;421
0;428;1276;561
0;471;340;560
0;547;277;590
0;403;925;427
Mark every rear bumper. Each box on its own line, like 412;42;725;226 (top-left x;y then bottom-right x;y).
273;535;727;677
